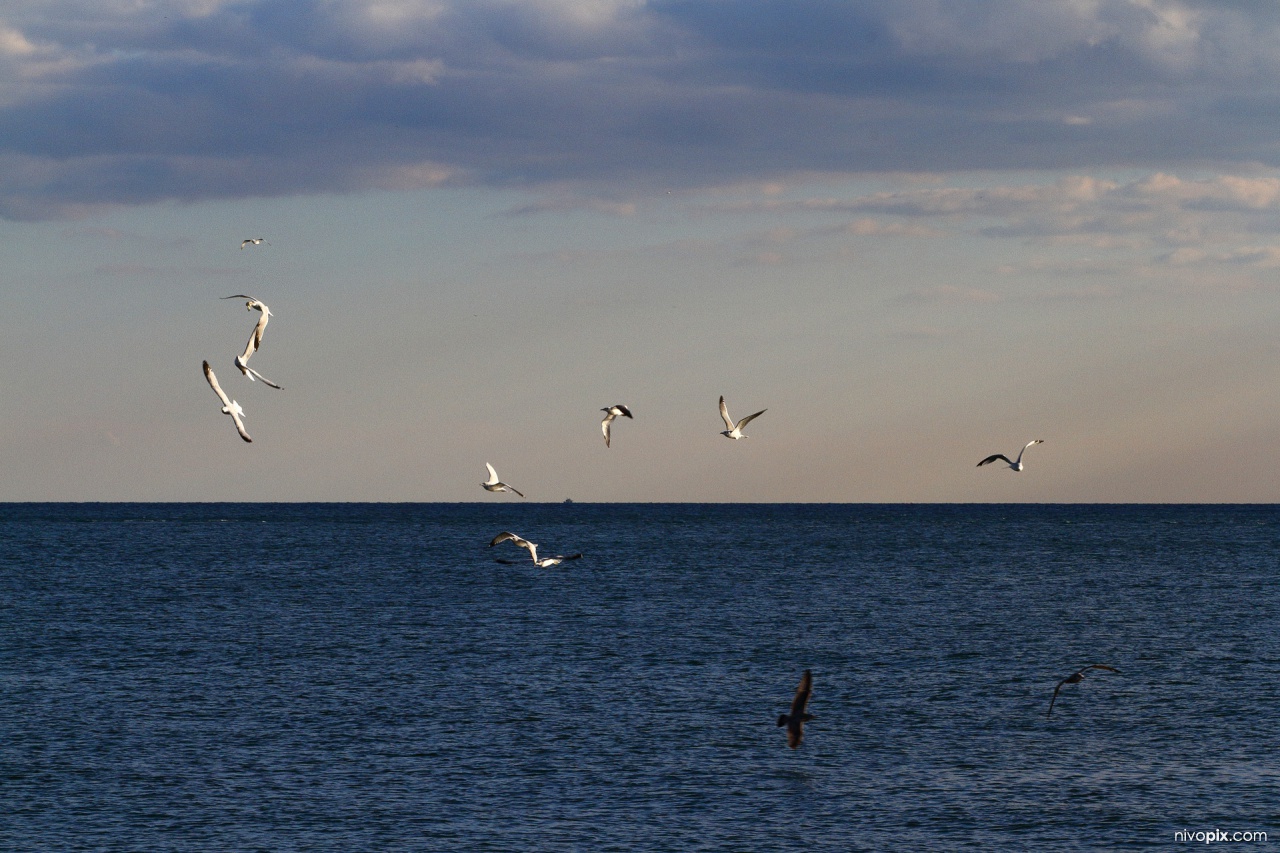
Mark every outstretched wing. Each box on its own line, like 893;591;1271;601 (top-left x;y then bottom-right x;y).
238;330;258;364
601;414;613;447
736;409;767;431
484;463;499;485
789;669;813;718
248;308;270;353
719;396;734;431
203;361;233;408
977;454;1012;467
1047;680;1067;718
1014;439;1043;465
489;531;526;548
1081;664;1119;674
244;365;282;390
228;409;252;442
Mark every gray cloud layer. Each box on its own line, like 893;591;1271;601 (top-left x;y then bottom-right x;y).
6;0;1280;218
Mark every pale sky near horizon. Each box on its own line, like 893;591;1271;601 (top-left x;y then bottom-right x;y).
3;0;1280;502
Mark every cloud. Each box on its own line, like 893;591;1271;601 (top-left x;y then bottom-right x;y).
8;2;1280;216
1159;245;1280;269
501;196;638;217
840;217;938;237
896;283;1001;304
815;173;1280;249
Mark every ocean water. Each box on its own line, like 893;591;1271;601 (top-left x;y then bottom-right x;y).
2;503;1277;851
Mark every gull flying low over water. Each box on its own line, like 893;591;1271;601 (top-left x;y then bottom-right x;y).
777;669;815;748
977;440;1044;472
240;238;269;249
1047;664;1119;718
600;404;633;448
489;531;583;567
481;463;524;497
202;360;251;443
719;396;766;440
221;295;281;389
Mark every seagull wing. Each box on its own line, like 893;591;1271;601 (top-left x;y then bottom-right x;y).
1014;440;1043;465
249;308;270;352
1081;664;1119;674
488;531;525;548
789;669;813;718
602;413;613;447
505;483;525;498
238;327;259;364
736;409;767;431
977;454;1012;467
204;360;233;408
1047;680;1067;718
244;364;282;390
616;405;633;419
719;396;734;431
227;407;251;443
484;463;500;485
222;294;259;301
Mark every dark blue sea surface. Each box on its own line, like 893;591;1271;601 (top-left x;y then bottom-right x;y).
2;503;1277;851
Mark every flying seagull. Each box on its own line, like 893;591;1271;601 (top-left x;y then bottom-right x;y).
719;395;766;440
488;531;582;567
777;669;815;748
600;404;633;448
1047;664;1119;718
240;238;269;249
977;440;1044;472
481;463;524;497
221;295;281;389
202;360;251;443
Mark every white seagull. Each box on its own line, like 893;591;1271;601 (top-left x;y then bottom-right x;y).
481;463;524;497
600;404;633;448
240;238;269;249
489;531;583;567
203;360;251;442
977;440;1044;472
221;295;281;389
719;395;766;440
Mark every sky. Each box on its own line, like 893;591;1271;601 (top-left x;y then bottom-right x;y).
3;0;1280;502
